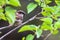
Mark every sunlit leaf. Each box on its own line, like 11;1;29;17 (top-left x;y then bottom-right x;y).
55;13;60;17
5;6;16;24
40;17;53;24
27;3;37;14
54;21;60;29
9;0;21;7
6;0;9;4
22;37;25;40
43;7;54;13
0;13;6;20
0;8;3;12
26;34;34;40
41;0;52;7
35;0;41;5
51;30;59;35
41;23;53;30
51;6;60;20
18;25;36;32
35;28;42;38
51;14;58;20
44;0;52;4
53;6;60;16
0;8;6;20
0;0;6;6
55;0;60;6
41;11;51;17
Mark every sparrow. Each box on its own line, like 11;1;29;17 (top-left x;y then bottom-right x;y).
14;10;25;26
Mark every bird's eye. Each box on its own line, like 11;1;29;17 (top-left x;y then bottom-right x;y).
17;10;25;15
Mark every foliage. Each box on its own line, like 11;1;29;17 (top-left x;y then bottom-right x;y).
0;0;60;40
0;0;21;24
18;25;36;32
27;3;37;13
5;6;16;24
26;34;34;40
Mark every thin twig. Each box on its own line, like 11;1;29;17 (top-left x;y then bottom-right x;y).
0;24;13;30
44;33;52;40
35;17;47;19
0;13;40;40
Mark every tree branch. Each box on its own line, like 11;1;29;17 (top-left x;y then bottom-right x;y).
0;24;13;30
44;33;51;40
0;13;40;40
35;17;47;19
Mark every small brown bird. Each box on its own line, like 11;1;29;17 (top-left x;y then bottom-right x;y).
14;10;25;26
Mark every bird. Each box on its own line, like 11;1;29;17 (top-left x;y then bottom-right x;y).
14;10;25;26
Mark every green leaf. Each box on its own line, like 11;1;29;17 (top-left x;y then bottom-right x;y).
52;15;58;20
35;0;41;5
22;37;25;40
40;0;52;7
0;0;6;6
0;13;6;20
18;25;36;32
26;34;34;40
41;23;52;30
54;21;60;29
40;17;53;24
41;23;53;30
0;8;4;12
41;11;51;17
9;0;21;7
0;8;6;20
6;0;9;4
41;2;46;7
53;6;60;17
43;7;54;13
55;13;60;17
35;28;42;38
5;6;16;24
51;30;59;35
44;0;52;4
51;6;60;20
27;3;37;14
55;0;60;6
